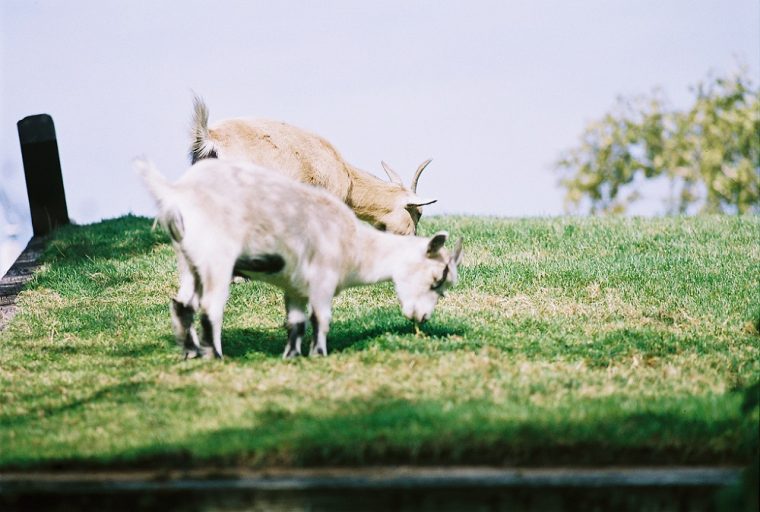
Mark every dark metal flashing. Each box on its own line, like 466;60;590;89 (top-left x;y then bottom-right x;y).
0;237;45;330
0;466;741;494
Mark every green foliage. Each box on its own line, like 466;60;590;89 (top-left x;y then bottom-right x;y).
0;215;758;469
557;69;760;214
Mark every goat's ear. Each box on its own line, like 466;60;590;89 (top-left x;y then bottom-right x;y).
406;194;437;208
381;161;404;186
427;231;449;256
450;237;464;266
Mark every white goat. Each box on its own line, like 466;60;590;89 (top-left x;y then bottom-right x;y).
135;158;463;359
189;96;436;235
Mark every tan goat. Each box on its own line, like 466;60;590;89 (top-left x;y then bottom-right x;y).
189;96;436;235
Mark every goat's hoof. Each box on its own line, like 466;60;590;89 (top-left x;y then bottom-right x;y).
283;350;301;360
310;347;327;357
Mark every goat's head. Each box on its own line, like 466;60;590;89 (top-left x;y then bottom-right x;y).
393;231;463;324
375;159;436;236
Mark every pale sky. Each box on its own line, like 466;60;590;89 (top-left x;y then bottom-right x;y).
1;1;758;274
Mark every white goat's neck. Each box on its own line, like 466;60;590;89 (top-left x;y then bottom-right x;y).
345;165;405;222
344;225;419;288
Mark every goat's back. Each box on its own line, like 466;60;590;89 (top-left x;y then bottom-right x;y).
174;159;358;277
206;119;353;200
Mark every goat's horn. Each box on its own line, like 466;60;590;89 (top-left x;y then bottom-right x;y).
411;159;432;193
381;161;403;185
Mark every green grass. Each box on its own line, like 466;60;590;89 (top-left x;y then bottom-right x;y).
0;215;758;470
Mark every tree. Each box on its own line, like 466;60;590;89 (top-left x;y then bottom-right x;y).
556;70;760;215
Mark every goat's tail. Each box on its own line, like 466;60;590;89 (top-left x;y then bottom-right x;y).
189;94;218;164
134;158;185;242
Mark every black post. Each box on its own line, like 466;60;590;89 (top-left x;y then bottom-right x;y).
17;114;69;236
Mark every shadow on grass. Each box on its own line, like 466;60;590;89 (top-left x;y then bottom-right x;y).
221;309;471;359
20;391;749;471
116;336;176;358
0;381;148;430
222;327;284;358
39;339;168;359
2;382;754;471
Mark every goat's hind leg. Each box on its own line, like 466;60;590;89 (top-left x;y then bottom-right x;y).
171;298;202;359
171;249;203;359
197;259;234;359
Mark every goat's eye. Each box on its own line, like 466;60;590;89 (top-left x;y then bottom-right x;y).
376;223;387;232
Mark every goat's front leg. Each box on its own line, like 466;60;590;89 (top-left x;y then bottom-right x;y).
283;294;308;359
309;307;331;357
308;281;337;357
308;290;334;357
